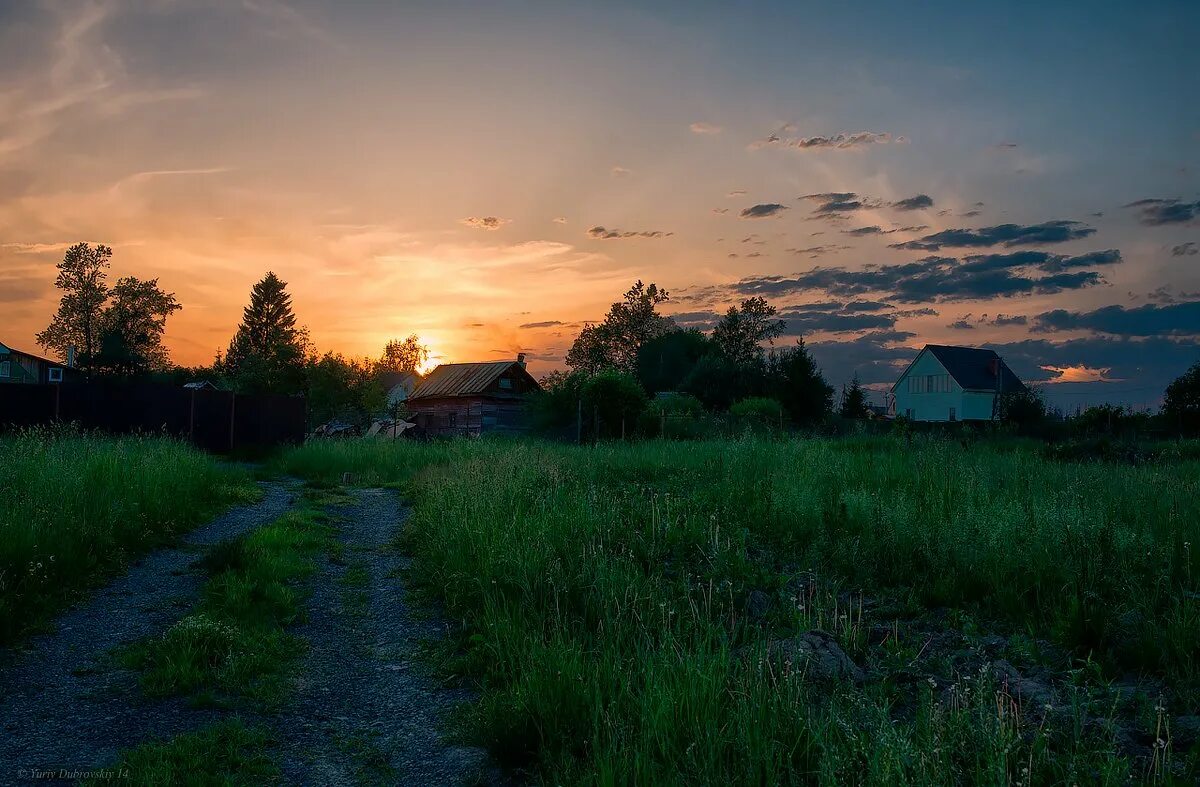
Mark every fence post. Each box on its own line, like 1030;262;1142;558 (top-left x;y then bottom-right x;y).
189;390;196;443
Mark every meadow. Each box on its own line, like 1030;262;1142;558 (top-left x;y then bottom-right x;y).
0;429;257;644
279;436;1200;784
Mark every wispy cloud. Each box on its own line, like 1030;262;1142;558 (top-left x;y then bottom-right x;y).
740;203;789;219
689;122;722;135
1124;198;1200;226
750;130;895;151
586;225;672;239
461;216;511;231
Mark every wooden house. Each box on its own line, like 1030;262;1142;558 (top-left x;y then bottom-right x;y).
0;341;81;385
408;354;540;436
890;344;1027;422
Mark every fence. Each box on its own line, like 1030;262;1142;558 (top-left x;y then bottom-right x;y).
0;382;306;453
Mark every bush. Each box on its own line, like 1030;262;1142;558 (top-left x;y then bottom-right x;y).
581;371;648;440
729;397;784;433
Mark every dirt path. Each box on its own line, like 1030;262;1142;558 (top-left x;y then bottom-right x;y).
0;480;298;775
274;488;494;786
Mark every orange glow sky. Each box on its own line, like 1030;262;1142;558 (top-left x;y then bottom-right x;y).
2;2;1197;408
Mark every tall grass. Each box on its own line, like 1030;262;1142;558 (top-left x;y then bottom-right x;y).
0;429;256;644
278;436;1200;783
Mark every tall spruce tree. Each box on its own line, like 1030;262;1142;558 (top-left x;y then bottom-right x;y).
220;272;309;394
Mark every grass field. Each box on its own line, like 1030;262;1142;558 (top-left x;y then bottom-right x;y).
278;436;1200;784
0;429;257;644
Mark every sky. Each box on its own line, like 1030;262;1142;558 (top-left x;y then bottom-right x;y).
1;0;1197;409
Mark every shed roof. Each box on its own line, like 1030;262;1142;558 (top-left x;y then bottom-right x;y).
410;361;535;400
917;344;1027;393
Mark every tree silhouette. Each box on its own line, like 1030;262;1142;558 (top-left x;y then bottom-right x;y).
378;334;429;374
565;280;674;374
220;272;310;394
36;243;112;373
1163;360;1200;434
839;374;869;418
712;297;785;366
94;277;181;377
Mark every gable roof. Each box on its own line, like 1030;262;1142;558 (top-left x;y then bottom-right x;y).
379;370;422;392
0;341;65;367
899;344;1026;393
410;361;537;400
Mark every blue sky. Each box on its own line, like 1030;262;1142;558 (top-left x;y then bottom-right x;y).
0;0;1197;408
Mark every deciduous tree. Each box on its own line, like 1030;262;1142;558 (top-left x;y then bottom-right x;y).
36;243;113;373
565;281;674;374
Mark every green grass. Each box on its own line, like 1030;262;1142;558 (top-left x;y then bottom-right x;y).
0;428;258;644
90;718;278;786
278;435;1200;784
122;505;332;705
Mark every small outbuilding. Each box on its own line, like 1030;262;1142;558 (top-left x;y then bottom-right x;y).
890;344;1027;422
408;354;540;437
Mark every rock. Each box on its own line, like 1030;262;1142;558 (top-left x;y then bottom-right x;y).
991;660;1054;709
769;630;864;683
745;590;771;621
1173;716;1200;750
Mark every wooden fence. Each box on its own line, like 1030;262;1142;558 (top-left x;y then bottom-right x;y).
0;382;306;453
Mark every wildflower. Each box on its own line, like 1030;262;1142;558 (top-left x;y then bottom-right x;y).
927;677;937;689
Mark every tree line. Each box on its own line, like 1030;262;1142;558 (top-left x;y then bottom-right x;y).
36;243;427;427
535;280;872;438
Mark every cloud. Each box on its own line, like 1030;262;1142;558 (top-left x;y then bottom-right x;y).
730;254;1105;303
751;131;895;151
1032;301;1200;337
800;192;878;214
892;194;934;211
518;320;564;329
553;216;567;224
991;314;1028;326
947;319;975;330
1124;198;1200;226
779;309;898;334
786;244;851;257
740;203;789;219
1172;242;1198;256
711;208;729;214
461;216;510;231
890;220;1096;251
990;142;1020;151
586;226;672;239
690;122;722;135
959;248;1122;274
611;166;631;177
727;189;747;197
844;226;887;236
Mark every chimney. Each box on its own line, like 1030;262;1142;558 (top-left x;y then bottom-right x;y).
517;352;527;369
987;357;999;378
67;345;77;369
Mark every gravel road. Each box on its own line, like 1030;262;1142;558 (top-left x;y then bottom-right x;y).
0;481;297;777
274;488;495;786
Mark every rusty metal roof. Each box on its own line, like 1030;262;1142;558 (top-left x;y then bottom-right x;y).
409;361;521;400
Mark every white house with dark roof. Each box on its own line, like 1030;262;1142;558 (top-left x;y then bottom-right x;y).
890;344;1027;422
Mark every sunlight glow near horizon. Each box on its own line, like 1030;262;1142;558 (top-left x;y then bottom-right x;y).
0;1;1195;407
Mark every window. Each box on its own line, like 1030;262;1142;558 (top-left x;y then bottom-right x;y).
498;377;513;390
447;411;457;428
905;408;912;418
48;367;63;383
949;407;956;421
0;360;9;378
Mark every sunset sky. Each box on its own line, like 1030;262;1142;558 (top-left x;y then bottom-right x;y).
1;1;1197;408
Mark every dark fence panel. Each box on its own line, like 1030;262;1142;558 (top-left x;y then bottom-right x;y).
0;382;305;453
